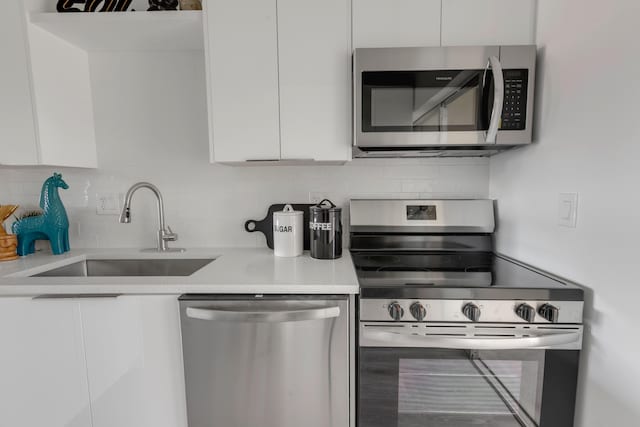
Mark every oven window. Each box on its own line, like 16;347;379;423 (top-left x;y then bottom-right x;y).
362;70;491;133
397;356;542;426
358;348;580;427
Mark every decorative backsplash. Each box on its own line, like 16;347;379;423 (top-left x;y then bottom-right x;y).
0;158;488;249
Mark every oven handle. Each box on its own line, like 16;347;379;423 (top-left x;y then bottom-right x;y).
484;55;504;143
362;329;581;350
186;306;340;323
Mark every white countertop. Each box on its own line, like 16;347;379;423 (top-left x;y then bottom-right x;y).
0;248;359;296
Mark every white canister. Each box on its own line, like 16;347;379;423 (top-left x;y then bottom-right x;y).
273;205;303;257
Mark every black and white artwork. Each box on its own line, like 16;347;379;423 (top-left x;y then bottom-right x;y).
147;0;179;11
56;0;134;12
56;0;179;12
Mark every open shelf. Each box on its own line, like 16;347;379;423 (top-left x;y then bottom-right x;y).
29;11;203;51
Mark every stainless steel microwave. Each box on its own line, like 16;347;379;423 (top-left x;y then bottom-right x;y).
353;45;536;158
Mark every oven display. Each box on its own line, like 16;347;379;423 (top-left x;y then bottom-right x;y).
407;205;437;221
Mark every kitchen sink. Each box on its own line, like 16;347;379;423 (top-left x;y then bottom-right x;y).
32;258;215;277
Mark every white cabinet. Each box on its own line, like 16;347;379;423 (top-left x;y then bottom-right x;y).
277;0;351;162
80;296;187;427
205;0;280;163
0;298;92;427
0;0;97;167
205;0;351;164
0;0;39;165
353;0;442;48
353;0;536;48
0;295;186;427
441;0;537;46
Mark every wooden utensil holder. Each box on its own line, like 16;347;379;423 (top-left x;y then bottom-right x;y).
0;235;19;261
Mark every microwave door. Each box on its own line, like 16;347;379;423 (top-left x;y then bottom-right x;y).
412;71;482;127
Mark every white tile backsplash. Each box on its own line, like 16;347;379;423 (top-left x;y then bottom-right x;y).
0;51;490;250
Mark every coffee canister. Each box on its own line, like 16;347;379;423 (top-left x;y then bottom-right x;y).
273;205;303;257
309;199;342;260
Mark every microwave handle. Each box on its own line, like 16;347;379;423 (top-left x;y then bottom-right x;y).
485;55;504;143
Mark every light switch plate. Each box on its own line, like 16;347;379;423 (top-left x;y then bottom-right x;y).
96;193;121;215
558;193;578;228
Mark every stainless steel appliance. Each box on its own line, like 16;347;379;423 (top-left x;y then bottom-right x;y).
353;45;536;158
350;199;584;427
180;294;350;427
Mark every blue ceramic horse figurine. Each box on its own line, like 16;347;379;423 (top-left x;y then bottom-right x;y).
12;173;70;256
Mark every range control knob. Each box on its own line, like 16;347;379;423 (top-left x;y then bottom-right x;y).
538;304;559;323
410;302;427;321
387;302;404;321
515;303;536;323
462;303;481;322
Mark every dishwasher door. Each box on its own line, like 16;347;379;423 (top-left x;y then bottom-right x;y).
179;295;349;427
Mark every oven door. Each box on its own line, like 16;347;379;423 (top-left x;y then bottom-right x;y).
358;324;582;427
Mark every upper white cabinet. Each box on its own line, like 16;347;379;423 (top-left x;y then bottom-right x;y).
353;0;536;48
0;298;92;427
0;0;39;165
353;0;442;48
441;0;537;46
277;0;351;162
205;0;352;164
205;0;281;163
0;0;98;168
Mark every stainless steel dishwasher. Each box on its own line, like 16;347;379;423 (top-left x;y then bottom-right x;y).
179;294;349;427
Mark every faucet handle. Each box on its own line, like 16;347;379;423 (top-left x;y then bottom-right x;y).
163;226;178;242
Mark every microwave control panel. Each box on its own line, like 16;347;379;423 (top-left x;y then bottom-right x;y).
501;69;528;130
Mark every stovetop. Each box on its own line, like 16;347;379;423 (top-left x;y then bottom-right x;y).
350;200;584;324
350;251;584;301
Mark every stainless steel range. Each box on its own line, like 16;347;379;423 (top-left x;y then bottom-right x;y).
350;199;584;427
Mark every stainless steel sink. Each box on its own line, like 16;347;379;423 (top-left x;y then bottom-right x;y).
32;258;215;277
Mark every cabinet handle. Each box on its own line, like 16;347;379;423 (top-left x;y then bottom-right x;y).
33;294;122;300
245;158;316;163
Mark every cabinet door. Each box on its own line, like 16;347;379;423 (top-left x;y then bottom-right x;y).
0;0;39;165
278;0;352;162
205;0;281;163
80;296;187;427
0;298;92;427
442;0;537;46
353;0;442;48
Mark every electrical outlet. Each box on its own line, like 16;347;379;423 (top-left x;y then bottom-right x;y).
309;192;329;204
558;193;578;228
96;193;121;215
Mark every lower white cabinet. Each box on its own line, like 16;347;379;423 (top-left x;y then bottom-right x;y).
0;295;187;427
81;296;187;427
0;298;92;427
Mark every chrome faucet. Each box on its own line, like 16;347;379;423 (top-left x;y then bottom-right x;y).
119;182;184;252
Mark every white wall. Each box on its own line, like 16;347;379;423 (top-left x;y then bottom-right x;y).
490;1;640;425
0;51;489;249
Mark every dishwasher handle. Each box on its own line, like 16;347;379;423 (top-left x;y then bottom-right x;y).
186;305;341;323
